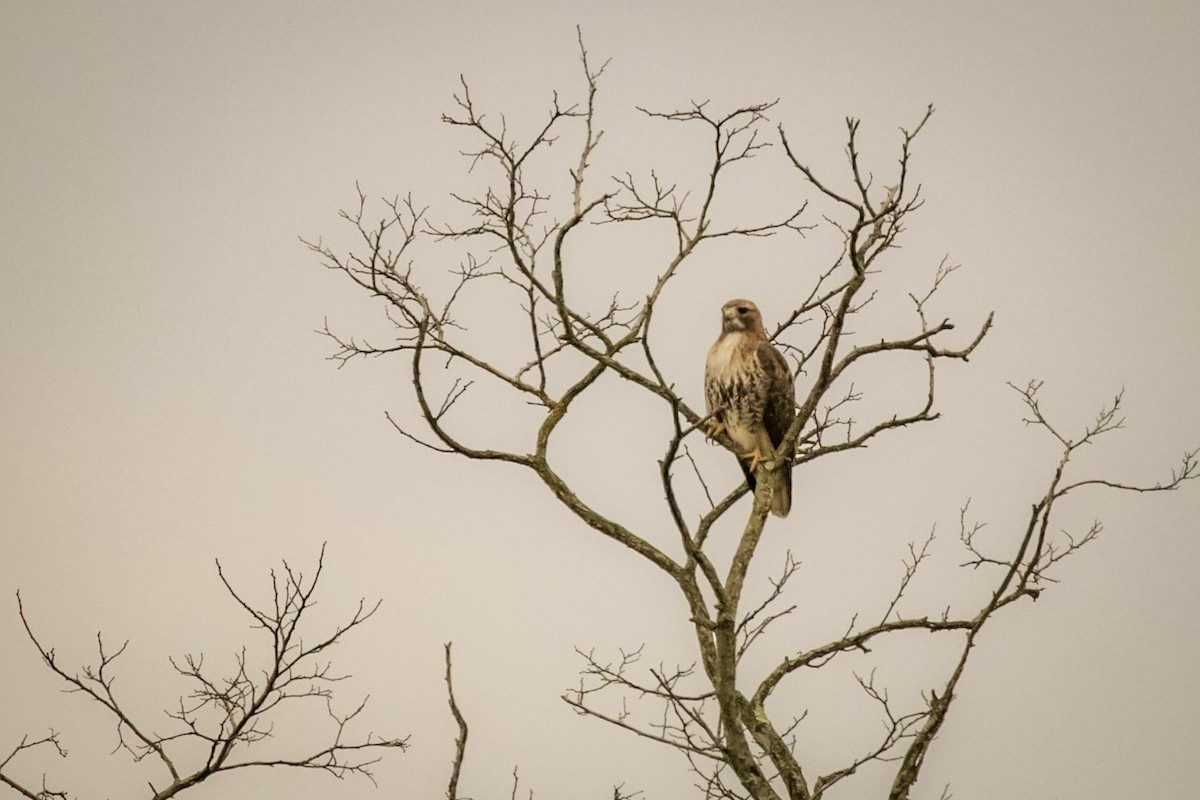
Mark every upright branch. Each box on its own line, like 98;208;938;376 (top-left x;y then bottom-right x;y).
444;643;469;800
5;547;407;800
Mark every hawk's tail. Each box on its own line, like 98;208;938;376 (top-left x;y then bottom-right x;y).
771;468;792;518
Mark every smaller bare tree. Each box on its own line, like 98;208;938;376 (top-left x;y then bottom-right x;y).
1;546;406;800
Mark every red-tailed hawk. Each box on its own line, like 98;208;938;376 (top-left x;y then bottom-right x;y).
704;299;796;517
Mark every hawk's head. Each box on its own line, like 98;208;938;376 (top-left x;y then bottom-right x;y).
720;298;766;336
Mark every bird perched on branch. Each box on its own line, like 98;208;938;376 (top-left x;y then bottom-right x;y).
704;299;796;517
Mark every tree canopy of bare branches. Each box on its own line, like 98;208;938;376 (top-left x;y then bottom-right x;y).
2;546;406;800
304;35;1197;800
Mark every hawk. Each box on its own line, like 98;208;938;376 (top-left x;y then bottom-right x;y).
704;299;796;517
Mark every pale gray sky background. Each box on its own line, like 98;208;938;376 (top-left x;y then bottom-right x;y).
2;2;1199;799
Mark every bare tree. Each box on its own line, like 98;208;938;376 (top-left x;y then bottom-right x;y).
306;33;1197;800
1;546;407;800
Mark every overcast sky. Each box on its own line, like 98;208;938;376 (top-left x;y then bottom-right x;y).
2;3;1199;799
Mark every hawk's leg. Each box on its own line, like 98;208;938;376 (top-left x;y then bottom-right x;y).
704;416;727;442
742;448;766;471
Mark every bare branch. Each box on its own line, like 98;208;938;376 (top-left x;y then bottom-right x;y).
0;732;71;800
444;643;469;800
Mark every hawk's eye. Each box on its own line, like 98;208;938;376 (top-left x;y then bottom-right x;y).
737;306;749;314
